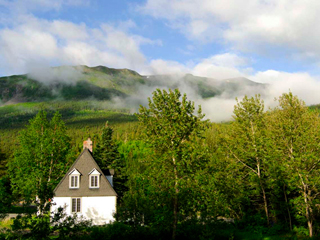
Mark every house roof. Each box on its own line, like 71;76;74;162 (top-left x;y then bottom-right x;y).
54;148;117;197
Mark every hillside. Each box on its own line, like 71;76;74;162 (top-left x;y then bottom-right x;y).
0;65;266;105
0;65;267;156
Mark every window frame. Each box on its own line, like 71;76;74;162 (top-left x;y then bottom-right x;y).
69;169;81;189
71;197;81;213
88;168;101;189
89;174;100;188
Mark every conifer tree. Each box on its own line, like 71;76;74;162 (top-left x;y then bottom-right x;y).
95;123;127;199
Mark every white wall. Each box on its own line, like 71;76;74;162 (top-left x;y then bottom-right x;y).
51;196;116;225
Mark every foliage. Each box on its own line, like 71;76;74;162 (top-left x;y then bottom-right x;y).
2;207;92;239
0;177;11;220
95;123;128;199
269;92;320;237
137;89;208;239
8;111;71;213
221;95;271;224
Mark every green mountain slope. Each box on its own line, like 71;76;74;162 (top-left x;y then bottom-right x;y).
0;65;266;105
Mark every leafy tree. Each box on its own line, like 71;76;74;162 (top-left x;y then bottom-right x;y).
269;92;320;237
138;89;207;240
8;111;71;213
221;95;271;225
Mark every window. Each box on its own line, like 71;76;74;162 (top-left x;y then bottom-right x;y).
88;168;101;188
69;168;81;189
70;176;78;188
71;198;81;213
91;175;98;187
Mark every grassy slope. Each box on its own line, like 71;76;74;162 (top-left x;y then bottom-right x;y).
0;101;141;158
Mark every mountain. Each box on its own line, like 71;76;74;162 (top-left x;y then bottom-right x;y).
0;65;268;156
0;65;266;105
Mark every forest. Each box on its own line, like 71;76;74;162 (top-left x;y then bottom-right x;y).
1;88;320;240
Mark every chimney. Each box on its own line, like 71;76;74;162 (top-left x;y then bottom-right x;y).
83;138;93;152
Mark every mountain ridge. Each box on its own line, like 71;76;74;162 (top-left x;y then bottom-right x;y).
0;65;266;106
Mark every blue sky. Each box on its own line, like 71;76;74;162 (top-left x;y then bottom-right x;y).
2;0;320;110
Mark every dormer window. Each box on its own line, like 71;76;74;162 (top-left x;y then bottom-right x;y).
88;168;101;188
69;168;81;189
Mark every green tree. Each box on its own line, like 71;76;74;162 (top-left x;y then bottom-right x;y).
222;95;271;225
94;123;127;199
9;111;71;213
138;89;207;240
270;92;320;237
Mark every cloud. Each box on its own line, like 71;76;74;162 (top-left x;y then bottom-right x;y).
192;53;252;79
0;15;160;76
139;0;320;57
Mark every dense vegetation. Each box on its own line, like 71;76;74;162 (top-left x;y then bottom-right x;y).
1;88;320;239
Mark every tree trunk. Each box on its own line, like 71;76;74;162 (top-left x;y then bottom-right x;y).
303;187;313;237
257;164;269;225
283;184;292;231
260;181;269;226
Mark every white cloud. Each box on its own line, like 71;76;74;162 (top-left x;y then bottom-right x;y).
139;0;320;57
0;16;160;75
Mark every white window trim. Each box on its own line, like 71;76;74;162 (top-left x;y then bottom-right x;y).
89;175;100;188
71;197;81;213
89;168;101;188
69;168;81;189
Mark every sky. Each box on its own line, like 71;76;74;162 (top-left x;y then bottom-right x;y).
2;0;320;120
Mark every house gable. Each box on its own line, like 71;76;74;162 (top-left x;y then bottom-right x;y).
54;148;117;197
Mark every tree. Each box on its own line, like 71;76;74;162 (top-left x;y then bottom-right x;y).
221;95;271;225
94;123;127;199
269;92;320;237
138;89;207;240
94;123;120;173
9;111;71;213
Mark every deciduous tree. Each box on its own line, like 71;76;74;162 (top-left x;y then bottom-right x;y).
9;111;71;213
138;89;207;240
270;92;320;237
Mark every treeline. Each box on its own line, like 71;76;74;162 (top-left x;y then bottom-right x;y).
1;89;320;239
113;91;320;238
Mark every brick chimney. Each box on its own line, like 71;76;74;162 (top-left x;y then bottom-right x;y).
83;138;93;152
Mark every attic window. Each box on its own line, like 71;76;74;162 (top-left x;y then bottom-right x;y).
88;168;101;188
69;168;81;189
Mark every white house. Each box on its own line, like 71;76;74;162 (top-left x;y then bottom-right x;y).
51;138;117;225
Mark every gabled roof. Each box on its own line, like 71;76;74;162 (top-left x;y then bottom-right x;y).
54;148;117;197
88;168;101;175
68;168;81;175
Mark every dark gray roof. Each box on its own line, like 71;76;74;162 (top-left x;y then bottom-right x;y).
54;148;117;197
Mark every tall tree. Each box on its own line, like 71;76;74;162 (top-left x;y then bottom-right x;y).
9;111;71;213
138;89;207;240
222;95;271;225
270;92;320;237
94;123;127;199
